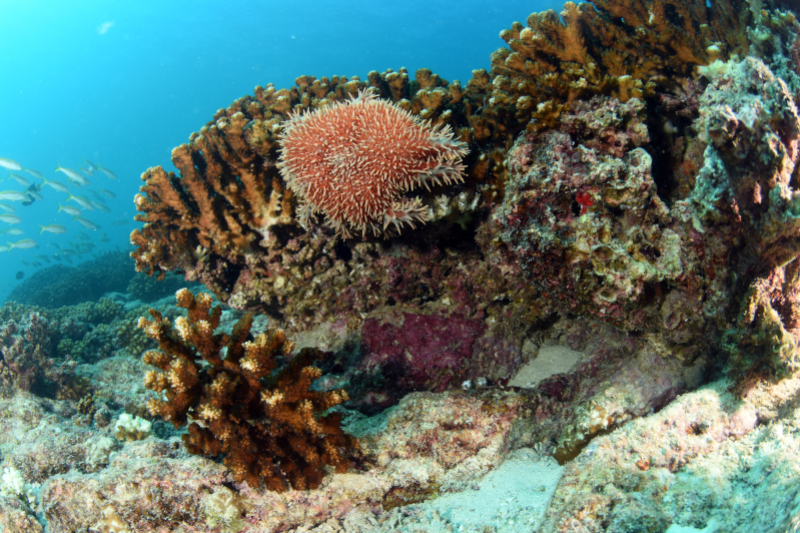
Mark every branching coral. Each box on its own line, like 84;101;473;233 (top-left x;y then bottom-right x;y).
487;0;750;135
138;288;358;491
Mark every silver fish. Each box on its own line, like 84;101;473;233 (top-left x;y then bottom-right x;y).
0;214;22;224
8;173;30;187
55;165;91;186
73;216;99;230
58;203;82;216
41;178;70;193
66;194;95;210
0;228;24;236
91;201;111;213
0;190;31;202
97;165;118;180
0;158;22;171
0;203;15;213
84;158;98;172
40;224;67;234
7;239;38;249
98;188;116;199
24;168;44;180
28;190;43;202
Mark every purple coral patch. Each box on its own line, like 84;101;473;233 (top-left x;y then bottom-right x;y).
360;313;486;393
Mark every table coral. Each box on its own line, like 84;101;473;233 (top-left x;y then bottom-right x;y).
138;288;359;492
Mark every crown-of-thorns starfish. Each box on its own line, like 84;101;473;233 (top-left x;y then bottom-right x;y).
277;91;469;238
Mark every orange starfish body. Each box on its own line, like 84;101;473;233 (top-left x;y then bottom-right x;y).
278;92;468;238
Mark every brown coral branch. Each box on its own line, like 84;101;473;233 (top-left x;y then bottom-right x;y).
138;289;358;491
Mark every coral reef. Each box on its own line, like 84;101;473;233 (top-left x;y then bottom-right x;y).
0;311;721;533
538;375;800;532
126;0;785;371
690;57;800;383
139;289;359;491
0;294;160;400
481;95;683;331
10;1;800;531
7;252;136;308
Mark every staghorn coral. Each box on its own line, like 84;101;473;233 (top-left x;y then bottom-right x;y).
278;91;468;238
138;288;358;492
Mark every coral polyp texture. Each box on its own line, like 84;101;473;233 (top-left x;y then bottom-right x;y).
278;92;468;237
138;288;358;492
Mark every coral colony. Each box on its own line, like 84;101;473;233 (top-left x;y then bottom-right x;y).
7;0;800;531
138;288;357;492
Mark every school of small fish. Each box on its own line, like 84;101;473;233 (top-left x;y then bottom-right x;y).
0;156;128;272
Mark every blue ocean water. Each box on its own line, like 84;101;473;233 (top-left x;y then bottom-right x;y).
0;0;561;302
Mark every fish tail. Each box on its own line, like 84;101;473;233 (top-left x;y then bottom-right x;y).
39;225;44;234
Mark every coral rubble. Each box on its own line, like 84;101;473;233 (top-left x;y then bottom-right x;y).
138;288;358;491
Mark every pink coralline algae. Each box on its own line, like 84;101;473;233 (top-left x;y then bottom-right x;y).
357;313;484;401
